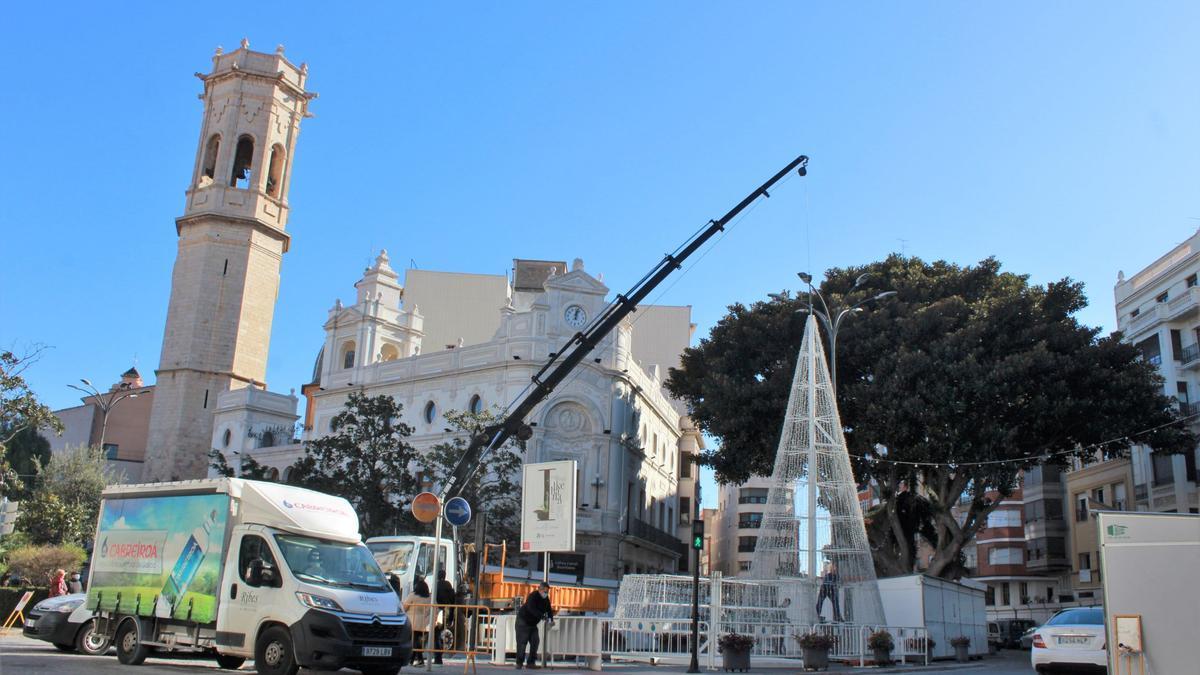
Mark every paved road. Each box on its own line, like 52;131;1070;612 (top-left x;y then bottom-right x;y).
0;634;1037;675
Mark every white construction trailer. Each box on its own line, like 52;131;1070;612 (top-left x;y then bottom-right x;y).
1097;510;1200;675
877;574;987;660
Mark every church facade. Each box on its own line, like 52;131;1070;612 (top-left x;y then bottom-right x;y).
213;252;701;579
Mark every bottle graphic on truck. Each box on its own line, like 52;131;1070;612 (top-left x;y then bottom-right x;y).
155;509;218;618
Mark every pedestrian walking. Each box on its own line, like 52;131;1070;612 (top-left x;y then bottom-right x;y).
48;569;68;598
514;582;554;669
404;578;433;666
68;572;83;594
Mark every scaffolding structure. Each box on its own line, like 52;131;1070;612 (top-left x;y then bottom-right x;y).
750;315;884;626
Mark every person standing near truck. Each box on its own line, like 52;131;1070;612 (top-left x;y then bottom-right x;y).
48;569;68;598
514;582;554;669
404;578;433;666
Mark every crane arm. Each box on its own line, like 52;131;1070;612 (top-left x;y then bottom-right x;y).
441;154;809;499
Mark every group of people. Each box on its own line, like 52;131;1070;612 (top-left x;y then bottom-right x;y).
386;571;555;669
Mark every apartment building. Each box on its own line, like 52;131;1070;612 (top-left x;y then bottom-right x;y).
1111;229;1200;514
711;476;772;576
1064;457;1135;604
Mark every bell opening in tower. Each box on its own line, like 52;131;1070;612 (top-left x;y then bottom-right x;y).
230;135;255;189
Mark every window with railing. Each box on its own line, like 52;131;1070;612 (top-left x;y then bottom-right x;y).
737;513;763;529
737;536;757;553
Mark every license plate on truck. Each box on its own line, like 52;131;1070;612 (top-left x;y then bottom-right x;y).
362;646;393;657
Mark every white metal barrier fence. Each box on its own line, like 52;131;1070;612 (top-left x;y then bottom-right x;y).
489;613;927;669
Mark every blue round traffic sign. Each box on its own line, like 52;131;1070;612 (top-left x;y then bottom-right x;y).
444;497;472;527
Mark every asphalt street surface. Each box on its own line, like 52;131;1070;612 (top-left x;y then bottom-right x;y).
0;634;1039;674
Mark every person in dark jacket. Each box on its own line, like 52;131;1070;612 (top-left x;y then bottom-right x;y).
514;582;554;669
434;570;457;664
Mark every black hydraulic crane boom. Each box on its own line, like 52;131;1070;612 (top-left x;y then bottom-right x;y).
441;154;809;499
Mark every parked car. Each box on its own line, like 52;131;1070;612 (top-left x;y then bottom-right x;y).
996;618;1037;649
1031;607;1107;673
1019;624;1038;650
987;622;1003;651
22;592;110;655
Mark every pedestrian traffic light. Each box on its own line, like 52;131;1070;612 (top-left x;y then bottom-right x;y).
692;519;704;550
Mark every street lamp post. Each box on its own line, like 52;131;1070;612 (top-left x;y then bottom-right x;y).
67;378;146;451
796;272;896;394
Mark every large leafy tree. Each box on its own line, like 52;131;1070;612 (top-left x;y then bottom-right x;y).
17;445;121;546
667;255;1193;578
287;392;423;538
419;408;525;551
1;347;63;497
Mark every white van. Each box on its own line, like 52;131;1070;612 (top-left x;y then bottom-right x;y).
87;478;411;675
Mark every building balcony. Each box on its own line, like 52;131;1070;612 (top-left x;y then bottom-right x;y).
1181;343;1200;369
626;518;687;558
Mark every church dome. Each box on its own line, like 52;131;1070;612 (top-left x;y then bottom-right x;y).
310;346;324;385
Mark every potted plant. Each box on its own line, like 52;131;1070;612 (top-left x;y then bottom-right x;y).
718;632;755;672
950;635;971;663
867;630;894;666
795;631;836;671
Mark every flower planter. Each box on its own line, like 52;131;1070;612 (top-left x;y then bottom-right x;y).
722;648;751;672
954;644;969;663
872;647;892;666
802;646;830;671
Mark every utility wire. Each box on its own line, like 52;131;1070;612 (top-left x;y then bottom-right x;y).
844;410;1198;469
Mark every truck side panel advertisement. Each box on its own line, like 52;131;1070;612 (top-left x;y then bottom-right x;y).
87;493;230;623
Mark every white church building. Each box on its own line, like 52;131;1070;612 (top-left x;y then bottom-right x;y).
212;251;702;579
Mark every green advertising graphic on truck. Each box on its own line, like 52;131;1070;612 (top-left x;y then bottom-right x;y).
90;493;228;622
86;479;411;675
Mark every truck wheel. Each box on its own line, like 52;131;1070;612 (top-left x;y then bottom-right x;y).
75;619;111;655
115;618;150;665
216;654;247;669
255;626;299;675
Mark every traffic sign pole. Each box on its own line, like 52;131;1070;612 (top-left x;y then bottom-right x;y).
428;509;442;673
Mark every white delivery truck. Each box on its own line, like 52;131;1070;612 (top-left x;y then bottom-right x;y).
86;478;411;675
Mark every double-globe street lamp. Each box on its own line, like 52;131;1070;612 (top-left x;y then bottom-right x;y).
67;378;147;451
795;271;897;394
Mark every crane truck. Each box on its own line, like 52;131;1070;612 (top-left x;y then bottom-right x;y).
370;154;810;616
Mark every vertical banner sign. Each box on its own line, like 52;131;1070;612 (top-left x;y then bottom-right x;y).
520;460;577;553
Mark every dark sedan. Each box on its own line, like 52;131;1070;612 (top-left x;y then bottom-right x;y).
22;593;110;655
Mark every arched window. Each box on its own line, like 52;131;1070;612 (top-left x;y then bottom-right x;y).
260;430;276;448
341;341;356;369
469;394;483;415
222;428;232;448
266;144;285;197
268;467;280;481
424;401;437;424
201;134;220;183
230;135;255;189
380;343;400;362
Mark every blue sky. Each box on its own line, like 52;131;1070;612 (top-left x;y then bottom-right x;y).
3;3;1198;507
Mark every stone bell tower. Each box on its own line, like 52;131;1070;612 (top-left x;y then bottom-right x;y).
145;40;315;481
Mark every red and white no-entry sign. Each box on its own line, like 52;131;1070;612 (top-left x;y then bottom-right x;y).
411;491;441;523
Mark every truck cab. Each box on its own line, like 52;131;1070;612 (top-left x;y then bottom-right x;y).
367;535;456;601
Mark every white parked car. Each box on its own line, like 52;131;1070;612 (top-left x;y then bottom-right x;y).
22;593;110;655
1031;606;1107;673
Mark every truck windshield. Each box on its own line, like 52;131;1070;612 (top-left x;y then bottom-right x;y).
275;534;390;592
368;542;415;573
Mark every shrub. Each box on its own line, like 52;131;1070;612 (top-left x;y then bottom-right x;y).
717;632;755;653
5;544;86;585
950;635;971;648
867;630;894;651
795;631;837;650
